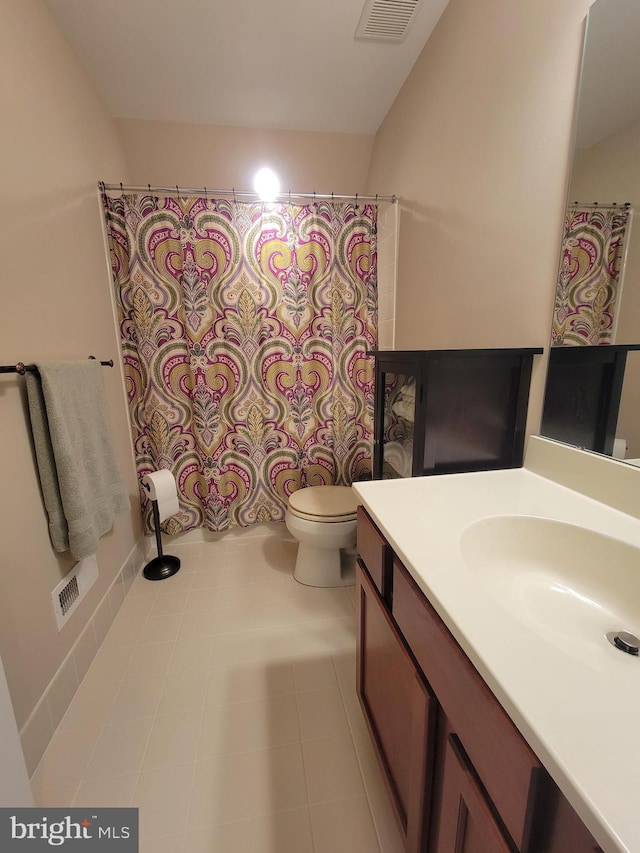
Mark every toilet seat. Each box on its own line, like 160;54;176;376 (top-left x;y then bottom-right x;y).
288;485;357;523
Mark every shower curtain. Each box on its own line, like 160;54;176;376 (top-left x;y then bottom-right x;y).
102;192;377;533
552;205;631;346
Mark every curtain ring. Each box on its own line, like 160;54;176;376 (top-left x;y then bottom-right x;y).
233;187;236;203
288;190;291;205
375;194;379;205
355;192;359;212
148;184;151;193
120;182;123;194
176;185;179;196
204;186;207;197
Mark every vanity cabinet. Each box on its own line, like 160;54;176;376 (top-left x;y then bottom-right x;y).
356;507;604;853
372;348;542;480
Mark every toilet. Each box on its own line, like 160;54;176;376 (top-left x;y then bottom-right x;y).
285;485;358;587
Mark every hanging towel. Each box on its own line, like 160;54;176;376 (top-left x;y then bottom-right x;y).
26;361;129;560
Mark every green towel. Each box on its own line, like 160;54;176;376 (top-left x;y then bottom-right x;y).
26;361;129;560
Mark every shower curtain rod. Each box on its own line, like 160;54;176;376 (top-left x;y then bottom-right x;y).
569;201;631;209
100;182;396;205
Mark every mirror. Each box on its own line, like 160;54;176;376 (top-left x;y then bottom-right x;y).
541;0;640;462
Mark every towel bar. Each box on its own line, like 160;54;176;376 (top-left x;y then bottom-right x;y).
0;358;114;375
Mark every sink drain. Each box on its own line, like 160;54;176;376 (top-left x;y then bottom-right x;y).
607;631;640;656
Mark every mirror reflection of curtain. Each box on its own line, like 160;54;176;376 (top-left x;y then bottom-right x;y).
552;205;632;346
102;192;377;533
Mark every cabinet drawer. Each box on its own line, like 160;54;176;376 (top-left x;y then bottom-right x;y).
357;506;392;598
392;559;542;851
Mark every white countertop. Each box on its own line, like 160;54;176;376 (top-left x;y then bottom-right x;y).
354;456;640;853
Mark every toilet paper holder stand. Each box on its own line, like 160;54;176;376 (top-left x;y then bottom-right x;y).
142;489;181;581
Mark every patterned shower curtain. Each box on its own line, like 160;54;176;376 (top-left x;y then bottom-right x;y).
102;192;377;533
552;205;631;346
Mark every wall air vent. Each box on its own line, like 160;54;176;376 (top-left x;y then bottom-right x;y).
51;555;99;631
59;575;79;616
355;0;423;43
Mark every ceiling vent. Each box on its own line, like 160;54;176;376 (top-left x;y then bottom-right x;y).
355;0;423;43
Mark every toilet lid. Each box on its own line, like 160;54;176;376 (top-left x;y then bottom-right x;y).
288;486;358;522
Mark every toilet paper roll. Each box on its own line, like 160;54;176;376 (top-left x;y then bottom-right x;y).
141;470;179;522
613;438;627;460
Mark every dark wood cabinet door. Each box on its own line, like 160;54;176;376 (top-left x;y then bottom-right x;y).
373;355;423;480
433;729;513;853
356;560;435;853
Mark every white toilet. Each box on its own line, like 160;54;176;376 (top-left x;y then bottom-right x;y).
285;485;358;587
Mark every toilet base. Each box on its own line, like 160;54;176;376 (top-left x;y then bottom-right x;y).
293;544;356;587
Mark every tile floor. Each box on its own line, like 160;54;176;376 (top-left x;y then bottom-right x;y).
30;523;405;853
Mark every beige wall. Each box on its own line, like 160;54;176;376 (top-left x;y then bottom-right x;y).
115;118;374;194
0;0;142;761
366;0;593;431
570;116;640;456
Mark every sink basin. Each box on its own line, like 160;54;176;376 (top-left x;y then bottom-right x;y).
459;515;640;648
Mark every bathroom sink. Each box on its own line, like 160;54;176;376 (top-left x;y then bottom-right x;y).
459;515;640;649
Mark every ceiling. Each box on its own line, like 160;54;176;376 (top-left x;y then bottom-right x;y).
44;0;450;135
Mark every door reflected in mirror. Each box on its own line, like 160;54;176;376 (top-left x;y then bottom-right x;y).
541;0;640;462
